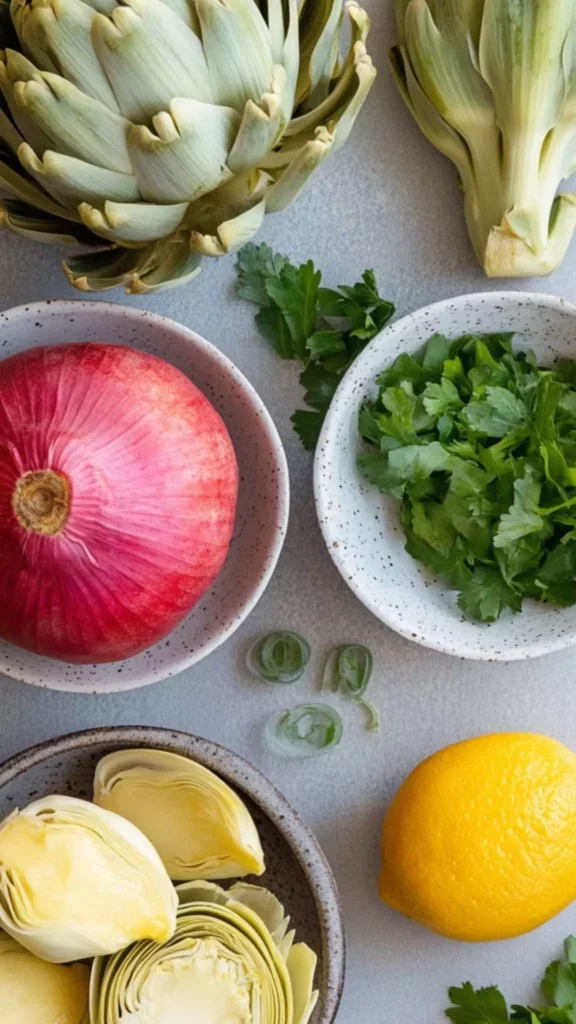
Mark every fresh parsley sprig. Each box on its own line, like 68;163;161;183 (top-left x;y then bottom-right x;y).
358;332;576;622
236;243;395;450
446;936;576;1023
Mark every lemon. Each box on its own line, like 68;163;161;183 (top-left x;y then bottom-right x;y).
379;732;576;942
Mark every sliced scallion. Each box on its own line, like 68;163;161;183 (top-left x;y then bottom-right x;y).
323;644;379;732
265;703;343;758
247;631;311;684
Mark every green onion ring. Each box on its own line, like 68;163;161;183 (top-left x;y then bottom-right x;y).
265;704;343;757
323;644;379;731
247;631;311;684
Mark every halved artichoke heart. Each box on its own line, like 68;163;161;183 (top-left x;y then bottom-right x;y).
0;795;178;963
90;880;319;1024
93;748;265;880
0;930;90;1024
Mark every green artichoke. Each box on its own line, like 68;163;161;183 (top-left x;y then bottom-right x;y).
391;0;576;278
89;880;319;1024
0;0;375;293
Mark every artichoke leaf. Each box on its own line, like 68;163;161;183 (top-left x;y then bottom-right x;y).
0;794;177;962
403;0;495;137
227;883;291;949
0;103;25;154
0;197;95;240
479;0;571;134
390;43;474;183
285;4;370;136
532;16;576;204
63;239;154;289
331;46;376;151
227;65;288;174
267;0;285;62
129;98;238;203
0;50;56;156
145;0;200;28
195;0;273;112
281;0;300;108
296;0;343;109
92;0;213;123
76;0;118;12
0;930;90;1024
188;166;270;228
65;233;203;293
265;125;334;212
19;143;140;203
78;198;189;243
115;240;203;293
190;196;266;255
9;71;133;172
11;0;119;111
93;749;266;880
0;148;81;216
287;944;319;1024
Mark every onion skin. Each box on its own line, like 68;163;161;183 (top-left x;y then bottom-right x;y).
0;344;238;663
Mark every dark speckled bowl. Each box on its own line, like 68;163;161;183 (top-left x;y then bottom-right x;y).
0;726;345;1024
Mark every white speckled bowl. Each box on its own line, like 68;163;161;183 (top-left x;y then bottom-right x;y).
0;726;345;1024
315;292;576;661
0;300;289;692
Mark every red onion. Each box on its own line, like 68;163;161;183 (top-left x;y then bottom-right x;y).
0;344;238;664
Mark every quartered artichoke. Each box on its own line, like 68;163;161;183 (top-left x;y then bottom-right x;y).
90;880;318;1024
0;930;90;1024
0;0;375;293
391;0;576;277
0;795;177;962
93;748;266;880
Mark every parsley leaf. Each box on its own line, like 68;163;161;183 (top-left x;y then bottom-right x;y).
457;566;523;621
446;983;510;1023
463;387;529;438
446;937;576;1024
493;469;544;547
237;243;395;450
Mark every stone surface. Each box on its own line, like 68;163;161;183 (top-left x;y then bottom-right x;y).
2;0;576;1019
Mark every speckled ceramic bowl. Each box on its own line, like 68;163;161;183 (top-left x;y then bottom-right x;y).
0;300;289;692
315;292;576;661
0;726;345;1024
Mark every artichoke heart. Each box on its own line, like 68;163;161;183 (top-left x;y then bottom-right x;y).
0;0;375;293
0;794;178;962
391;0;576;277
93;748;265;880
89;880;319;1024
0;930;90;1024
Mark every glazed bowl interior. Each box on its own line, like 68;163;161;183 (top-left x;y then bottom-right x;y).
315;292;576;661
0;300;289;692
0;726;345;1024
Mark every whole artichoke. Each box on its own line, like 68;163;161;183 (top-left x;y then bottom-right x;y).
0;0;375;292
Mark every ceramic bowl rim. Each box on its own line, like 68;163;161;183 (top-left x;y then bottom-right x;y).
0;725;345;1024
0;298;290;690
314;290;576;661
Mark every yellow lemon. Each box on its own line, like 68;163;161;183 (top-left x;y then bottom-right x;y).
379;732;576;942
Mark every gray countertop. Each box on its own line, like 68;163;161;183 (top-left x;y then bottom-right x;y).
1;1;576;1019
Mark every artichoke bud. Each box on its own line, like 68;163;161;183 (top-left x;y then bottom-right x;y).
0;0;374;292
